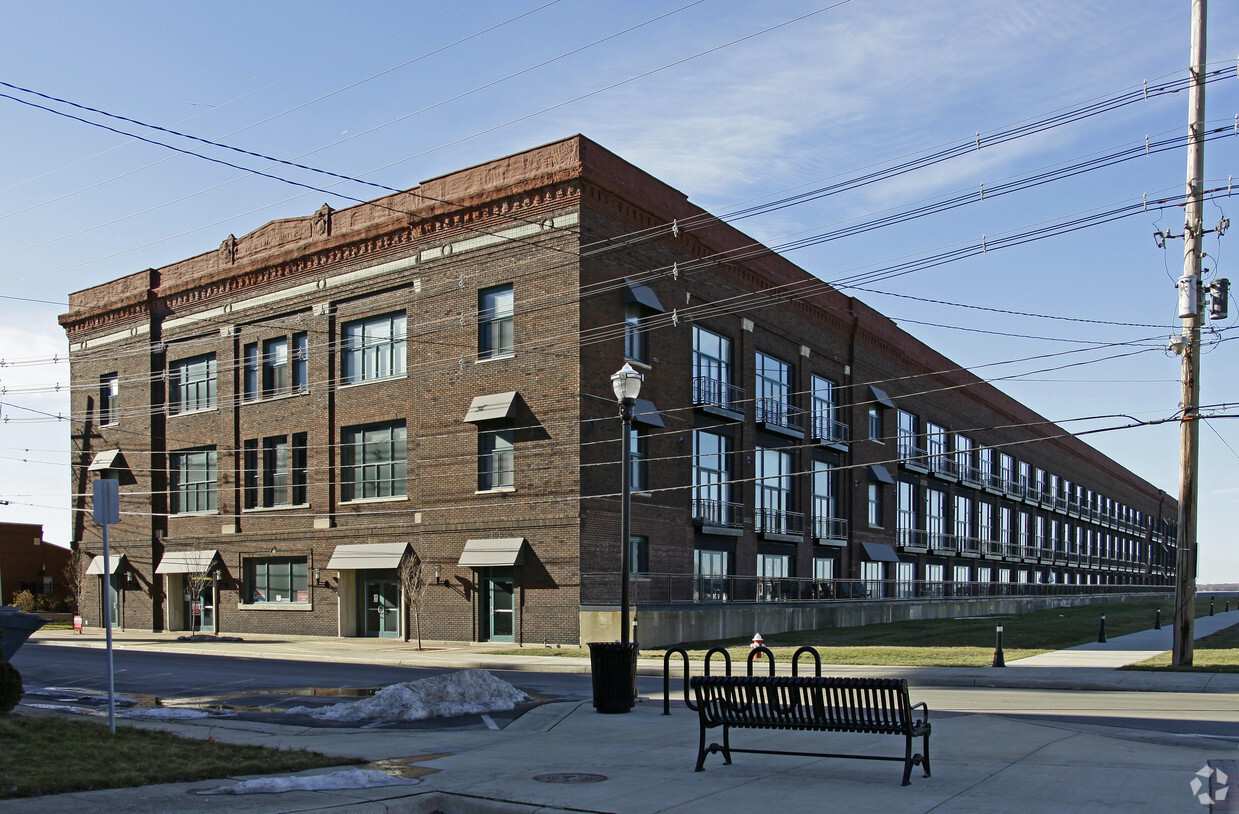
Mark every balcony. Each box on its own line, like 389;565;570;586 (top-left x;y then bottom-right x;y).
810;412;850;451
692;498;744;536
929;456;958;482
898;439;929;473
693;376;744;420
928;530;954;554
959;463;983;487
755;507;804;541
955;534;981;557
812;515;848;546
897;527;927;551
1003;477;1022;499
756;398;805;439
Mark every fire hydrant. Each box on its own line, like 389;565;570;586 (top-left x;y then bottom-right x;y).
751;632;764;657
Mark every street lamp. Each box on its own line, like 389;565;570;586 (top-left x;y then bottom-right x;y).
611;363;643;644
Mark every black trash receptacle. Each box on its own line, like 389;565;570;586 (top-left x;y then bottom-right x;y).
588;641;639;713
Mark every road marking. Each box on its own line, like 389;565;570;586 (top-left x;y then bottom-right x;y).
481;714;499;730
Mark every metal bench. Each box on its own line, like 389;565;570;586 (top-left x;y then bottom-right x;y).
691;674;931;786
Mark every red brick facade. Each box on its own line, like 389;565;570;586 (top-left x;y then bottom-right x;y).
0;522;72;606
59;136;1175;644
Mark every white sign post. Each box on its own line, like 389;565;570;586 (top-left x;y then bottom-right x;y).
92;478;119;734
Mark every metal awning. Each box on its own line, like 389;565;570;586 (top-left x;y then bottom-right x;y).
464;391;520;423
88;449;123;471
869;386;896;409
869;464;895;484
156;550;221;575
633;398;665;427
861;542;900;562
86;554;127;575
458;537;527;568
326;542;411;570
622;279;665;312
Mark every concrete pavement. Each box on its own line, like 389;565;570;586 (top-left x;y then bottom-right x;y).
7;611;1239;813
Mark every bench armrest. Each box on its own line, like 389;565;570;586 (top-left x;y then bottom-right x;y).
910;701;929;722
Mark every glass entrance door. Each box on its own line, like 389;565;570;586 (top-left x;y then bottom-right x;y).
364;579;400;638
104;574;119;628
484;572;515;642
184;580;215;633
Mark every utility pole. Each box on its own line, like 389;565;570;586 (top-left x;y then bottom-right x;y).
1173;0;1207;667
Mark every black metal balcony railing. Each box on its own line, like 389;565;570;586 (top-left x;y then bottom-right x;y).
693;376;744;413
896;527;927;550
929;455;958;479
810;412;850;446
959;463;982;486
754;507;805;537
812;515;848;542
898;439;928;468
692;498;744;529
756;398;805;433
580;573;1174;606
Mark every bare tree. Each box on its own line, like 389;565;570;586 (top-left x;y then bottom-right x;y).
63;546;90;626
399;552;430;650
179;551;216;635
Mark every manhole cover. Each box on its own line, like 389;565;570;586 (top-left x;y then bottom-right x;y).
533;773;608;784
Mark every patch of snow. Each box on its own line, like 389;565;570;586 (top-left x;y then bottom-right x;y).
285;669;530;722
200;768;420;795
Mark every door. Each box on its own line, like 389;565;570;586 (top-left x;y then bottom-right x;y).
103;574;119;628
364;578;400;638
182;577;216;633
483;572;515;642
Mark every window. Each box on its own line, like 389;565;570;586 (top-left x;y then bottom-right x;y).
245;556;308;604
169;354;216;414
692;326;734;408
813;558;834;581
479;429;515;491
998;453;1015;492
629;535;648;575
342;312;406;383
623;302;650;363
1018;511;1031;557
1000;506;1014;556
170;448;217;514
897;410;920;461
868;407;882;441
244;434;308;509
861;561;885;598
895;561;915;598
897;481;919;544
244;334;307;401
924;563;945;597
341;421;406;500
100;373;119;425
955;435;974;481
694;549;730;601
811;375;846;444
926;423;949;473
755;352;795;428
692;430;735;527
629;427;647;491
755;446;794;534
812;461;842;540
926;488;947;548
955;494;973;550
868;481;884;527
1017;461;1031;496
757;553;790;601
979;501;995;552
479;284;514;358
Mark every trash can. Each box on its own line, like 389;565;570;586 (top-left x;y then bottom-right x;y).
588;641;639;713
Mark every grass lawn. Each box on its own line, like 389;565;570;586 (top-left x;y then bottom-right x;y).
0;712;361;799
1124;621;1239;672
487;597;1217;667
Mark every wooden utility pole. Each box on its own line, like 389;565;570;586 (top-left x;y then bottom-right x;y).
1173;0;1207;667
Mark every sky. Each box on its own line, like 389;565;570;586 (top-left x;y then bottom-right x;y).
0;1;1235;580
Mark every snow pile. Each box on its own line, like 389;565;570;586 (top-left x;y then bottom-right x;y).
201;768;419;795
285;669;530;722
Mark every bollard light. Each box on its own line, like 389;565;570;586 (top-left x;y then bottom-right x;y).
1098;614;1107;644
993;625;1005;668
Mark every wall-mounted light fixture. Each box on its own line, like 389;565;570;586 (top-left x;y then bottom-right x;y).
434;565;442;585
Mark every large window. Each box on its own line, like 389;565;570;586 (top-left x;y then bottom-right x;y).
244;433;308;509
169;354;216;414
624;302;651;363
692;430;735;527
100;373;119;425
812;461;843;540
170;448;217;514
755;446;795;534
897;410;920;461
244;333;307;400
479;284;514;358
755;352;795;428
955;435;975;481
341;421;407;501
342;312;406;384
926;488;947;548
926;423;949;473
245;557;308;604
479;429;515;491
811;375;846;444
861;561;885;598
629;427;647;491
868;481;884;527
955;494;973;552
694;549;730;601
897;480;919;544
978;501;995;553
978;447;993;486
692;326;734;408
1000;506;1014;556
757;553;790;601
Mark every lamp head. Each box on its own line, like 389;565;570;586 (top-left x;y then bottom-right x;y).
611;362;644;402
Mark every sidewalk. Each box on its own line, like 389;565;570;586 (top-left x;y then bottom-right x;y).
8;612;1239;813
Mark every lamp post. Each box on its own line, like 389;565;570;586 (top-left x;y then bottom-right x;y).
611;362;643;644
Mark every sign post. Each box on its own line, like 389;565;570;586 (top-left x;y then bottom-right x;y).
92;478;119;734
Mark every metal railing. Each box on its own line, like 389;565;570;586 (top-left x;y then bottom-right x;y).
693;376;745;413
756;397;805;433
581;572;1173;606
755;507;805;536
812;515;848;542
810;412;850;446
692;498;744;529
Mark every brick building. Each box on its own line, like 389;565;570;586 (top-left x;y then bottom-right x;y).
59;136;1176;645
0;522;72;607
